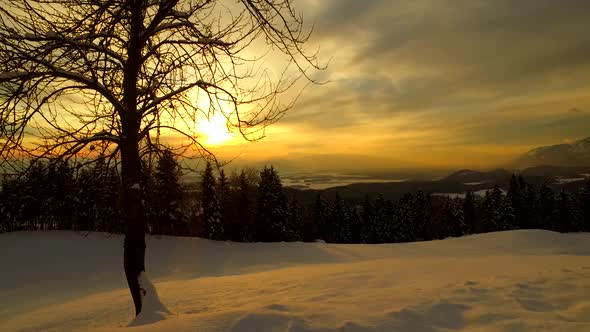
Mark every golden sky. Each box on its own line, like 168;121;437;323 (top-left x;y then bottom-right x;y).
187;0;590;171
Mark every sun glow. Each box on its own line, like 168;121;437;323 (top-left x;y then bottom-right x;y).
198;113;232;146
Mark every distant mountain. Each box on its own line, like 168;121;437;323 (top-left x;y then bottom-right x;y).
285;166;588;203
519;165;590;178
442;168;511;184
512;136;590;168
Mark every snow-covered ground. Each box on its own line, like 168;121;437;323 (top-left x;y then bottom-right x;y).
1;230;590;331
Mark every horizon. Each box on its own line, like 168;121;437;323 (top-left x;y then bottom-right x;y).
180;0;590;170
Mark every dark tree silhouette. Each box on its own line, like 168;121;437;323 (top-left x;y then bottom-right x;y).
153;150;183;234
579;179;590;231
201;161;222;240
313;194;330;242
0;0;321;315
256;166;288;241
463;191;477;234
539;184;557;231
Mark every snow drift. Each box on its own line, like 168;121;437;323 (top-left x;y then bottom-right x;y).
1;230;589;331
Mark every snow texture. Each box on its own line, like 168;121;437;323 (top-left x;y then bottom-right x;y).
432;188;507;199
1;230;590;331
128;272;171;327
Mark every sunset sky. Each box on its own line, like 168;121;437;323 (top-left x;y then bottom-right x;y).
192;0;590;171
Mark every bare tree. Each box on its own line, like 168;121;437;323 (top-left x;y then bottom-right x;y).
0;0;321;316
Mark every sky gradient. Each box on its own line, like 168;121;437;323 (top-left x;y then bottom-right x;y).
203;0;590;171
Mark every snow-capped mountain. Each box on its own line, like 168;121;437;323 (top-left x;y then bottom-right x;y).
512;136;590;167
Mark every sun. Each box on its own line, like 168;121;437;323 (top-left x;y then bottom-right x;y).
198;113;232;146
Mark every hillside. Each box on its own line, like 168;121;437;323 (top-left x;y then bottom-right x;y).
1;230;590;331
512;136;590;168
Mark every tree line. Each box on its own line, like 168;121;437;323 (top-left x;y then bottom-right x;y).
1;157;589;242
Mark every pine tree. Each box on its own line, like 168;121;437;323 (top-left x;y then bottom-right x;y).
312;194;330;242
371;195;386;242
463;191;477;234
234;170;255;241
539;184;557;231
396;193;415;242
508;174;525;229
153;150;184;235
329;193;351;243
360;195;376;243
45;160;76;230
255;166;288;242
21;161;49;230
285;198;304;241
436;197;465;238
0;175;20;232
217;169;232;239
481;186;514;232
579;179;590;231
92;158;122;233
522;181;539;229
413;191;431;240
555;191;579;232
201;162;223;240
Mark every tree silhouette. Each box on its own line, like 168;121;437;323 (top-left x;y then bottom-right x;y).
0;0;321;315
578;179;590;231
201;161;222;240
153;150;183;234
256;166;287;241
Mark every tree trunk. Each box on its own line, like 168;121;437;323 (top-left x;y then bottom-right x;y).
121;136;145;316
122;1;146;316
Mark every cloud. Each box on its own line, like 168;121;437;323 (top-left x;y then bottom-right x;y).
246;0;590;168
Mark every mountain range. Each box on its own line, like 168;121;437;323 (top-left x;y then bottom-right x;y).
512;136;590;168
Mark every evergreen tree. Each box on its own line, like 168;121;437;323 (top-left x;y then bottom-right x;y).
538;184;557;231
373;195;398;243
396;193;415;242
285;198;304;241
329;193;351;243
413;191;431;240
0;175;20;232
255;166;288;242
153;150;184;235
93;158;122;233
348;204;362;243
360;195;376;243
481;186;514;232
382;199;398;243
76;166;98;231
579;179;590;231
234;170;255;241
201;162;223;240
448;198;466;237
312;194;330;242
555;191;578;232
522;181;539;229
217;169;232;239
463;191;477;234
43;160;76;230
508;174;525;229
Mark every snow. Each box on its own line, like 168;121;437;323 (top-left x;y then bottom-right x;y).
554;177;587;184
432;189;504;199
1;230;590;331
129;272;171;327
464;181;486;186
